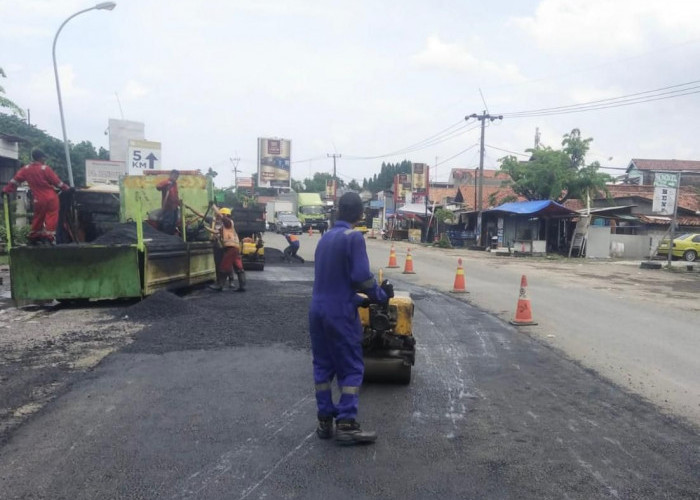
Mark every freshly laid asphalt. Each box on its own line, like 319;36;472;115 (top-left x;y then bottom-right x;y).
0;252;698;499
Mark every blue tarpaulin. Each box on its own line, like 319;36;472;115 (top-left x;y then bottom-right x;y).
485;200;576;216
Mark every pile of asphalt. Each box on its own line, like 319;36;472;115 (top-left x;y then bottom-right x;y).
92;223;186;251
119;279;312;354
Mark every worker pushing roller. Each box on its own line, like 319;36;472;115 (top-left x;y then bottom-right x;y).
309;192;394;445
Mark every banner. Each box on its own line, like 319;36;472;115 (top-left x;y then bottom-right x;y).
257;138;291;188
652;172;680;215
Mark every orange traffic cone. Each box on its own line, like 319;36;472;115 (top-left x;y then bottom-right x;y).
368;228;376;239
451;258;468;293
402;248;416;274
510;275;537;326
387;245;400;268
308;226;313;237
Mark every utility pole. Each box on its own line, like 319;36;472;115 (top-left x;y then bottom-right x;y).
327;153;341;201
230;157;241;191
465;111;502;246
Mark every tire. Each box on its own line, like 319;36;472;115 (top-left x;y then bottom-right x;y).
683;250;697;262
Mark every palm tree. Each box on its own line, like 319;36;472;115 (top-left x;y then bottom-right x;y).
0;67;25;117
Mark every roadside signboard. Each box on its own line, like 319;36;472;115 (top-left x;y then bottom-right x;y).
85;159;126;186
652;172;680;215
127;139;161;175
257;138;291;188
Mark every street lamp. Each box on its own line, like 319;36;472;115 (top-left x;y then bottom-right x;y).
52;2;117;187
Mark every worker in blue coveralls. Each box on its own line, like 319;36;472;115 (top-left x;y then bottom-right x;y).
309;192;394;445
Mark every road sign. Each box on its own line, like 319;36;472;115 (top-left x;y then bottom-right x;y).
127;140;161;175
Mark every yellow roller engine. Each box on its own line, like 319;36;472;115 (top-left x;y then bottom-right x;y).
358;292;415;385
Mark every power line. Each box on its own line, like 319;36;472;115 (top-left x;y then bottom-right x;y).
501;80;700;118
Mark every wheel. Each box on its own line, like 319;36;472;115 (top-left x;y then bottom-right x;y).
683;250;697;262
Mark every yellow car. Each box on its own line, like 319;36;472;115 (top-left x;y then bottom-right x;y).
657;233;700;262
354;225;369;234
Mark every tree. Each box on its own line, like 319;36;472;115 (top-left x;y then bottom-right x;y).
362;160;412;193
293;172;345;193
0;67;24;118
347;179;361;191
499;129;610;203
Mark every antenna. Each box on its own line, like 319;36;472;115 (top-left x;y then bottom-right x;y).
479;88;489;114
114;91;124;119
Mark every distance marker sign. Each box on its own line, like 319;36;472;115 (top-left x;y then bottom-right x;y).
127;139;161;175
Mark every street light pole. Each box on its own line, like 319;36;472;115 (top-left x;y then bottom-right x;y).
52;2;117;187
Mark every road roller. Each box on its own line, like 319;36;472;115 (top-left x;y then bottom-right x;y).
359;291;415;384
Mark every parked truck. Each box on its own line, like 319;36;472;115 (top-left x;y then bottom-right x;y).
265;199;294;232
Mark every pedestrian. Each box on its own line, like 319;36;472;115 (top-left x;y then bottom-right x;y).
209;207;246;292
319;220;328;236
283;233;305;263
2;149;71;245
156;169;180;235
308;192;393;445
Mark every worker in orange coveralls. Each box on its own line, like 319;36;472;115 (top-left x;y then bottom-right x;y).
2;149;71;245
156;169;180;234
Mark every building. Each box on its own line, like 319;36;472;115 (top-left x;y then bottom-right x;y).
625;159;700;187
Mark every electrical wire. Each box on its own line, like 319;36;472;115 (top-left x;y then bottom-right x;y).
501;80;700;118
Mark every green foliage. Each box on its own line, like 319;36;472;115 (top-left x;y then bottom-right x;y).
435;233;453;248
0;113;109;187
347;179;361;191
205;167;218;178
434;207;455;224
0;222;31;247
292;172;344;193
499;128;610;203
0;67;25;118
362;160;412;193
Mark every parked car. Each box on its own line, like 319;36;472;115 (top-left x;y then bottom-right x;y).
275;213;303;234
657;233;700;262
354;224;369;234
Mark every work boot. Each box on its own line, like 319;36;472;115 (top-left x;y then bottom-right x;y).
208;273;224;291
236;271;246;292
335;419;377;445
316;417;334;440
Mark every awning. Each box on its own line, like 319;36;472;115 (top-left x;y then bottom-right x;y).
397;203;431;216
486;200;577;217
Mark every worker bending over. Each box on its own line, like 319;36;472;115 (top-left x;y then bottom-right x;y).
3;149;71;245
308;192;393;445
283;233;305;263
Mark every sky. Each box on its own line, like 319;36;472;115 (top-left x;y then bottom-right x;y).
3;0;700;188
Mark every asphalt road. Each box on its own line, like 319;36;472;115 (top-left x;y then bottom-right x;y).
0;247;698;499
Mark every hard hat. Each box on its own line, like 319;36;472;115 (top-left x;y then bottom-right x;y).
219;207;232;215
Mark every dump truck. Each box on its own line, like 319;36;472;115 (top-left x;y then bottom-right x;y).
296;192;327;231
4;172;217;304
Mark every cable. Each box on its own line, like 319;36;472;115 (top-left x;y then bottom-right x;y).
486;144;530;157
501;80;700;118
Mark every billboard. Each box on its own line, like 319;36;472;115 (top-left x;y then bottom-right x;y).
412;163;427;193
108;118;145;162
85;159;126;186
257;138;291;188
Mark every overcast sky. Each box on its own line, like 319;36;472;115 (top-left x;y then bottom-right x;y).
3;0;700;188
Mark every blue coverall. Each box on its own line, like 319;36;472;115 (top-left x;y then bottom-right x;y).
309;220;387;421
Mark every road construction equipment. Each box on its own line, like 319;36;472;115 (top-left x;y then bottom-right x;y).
358;292;415;384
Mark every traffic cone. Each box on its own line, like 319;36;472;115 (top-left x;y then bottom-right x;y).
451;258;468;293
510;275;537;326
369;228;376;239
387;245;399;268
402;248;416;274
308;226;313;237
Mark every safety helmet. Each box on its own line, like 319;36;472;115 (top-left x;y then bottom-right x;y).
219;207;232;216
338;192;363;223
